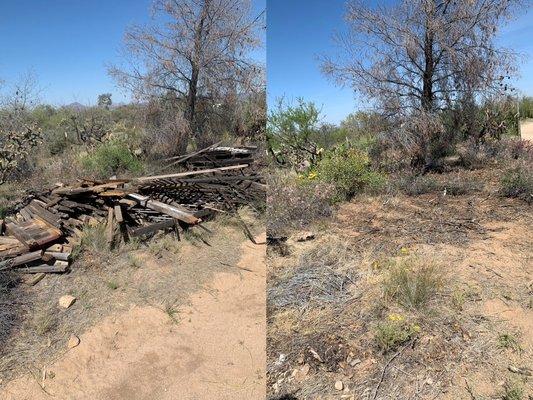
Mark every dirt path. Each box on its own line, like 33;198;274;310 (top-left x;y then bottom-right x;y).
520;119;533;141
0;235;266;400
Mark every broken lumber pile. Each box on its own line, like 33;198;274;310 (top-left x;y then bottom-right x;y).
164;142;260;170
0;146;264;275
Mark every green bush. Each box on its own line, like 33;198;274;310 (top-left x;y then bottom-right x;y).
375;314;420;353
500;163;532;203
80;139;143;178
316;146;385;201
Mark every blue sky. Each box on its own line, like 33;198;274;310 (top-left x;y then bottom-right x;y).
0;0;266;106
268;0;533;124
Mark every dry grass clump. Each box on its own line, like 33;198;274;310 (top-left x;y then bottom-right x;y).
268;238;358;311
80;223;110;254
382;256;443;310
0;273;22;347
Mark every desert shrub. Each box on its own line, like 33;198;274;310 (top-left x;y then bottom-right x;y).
393;111;454;171
382;257;442;310
495;138;533;161
375;314;420;353
370;135;412;172
267;98;322;168
498;333;522;353
397;173;481;196
398;174;439;196
267;171;334;235
456;138;505;169
316;146;386;201
502;381;524;400
80;139;143;178
500;163;533;203
0;125;41;184
519;96;533;119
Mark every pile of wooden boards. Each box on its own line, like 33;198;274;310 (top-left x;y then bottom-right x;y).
0;146;264;275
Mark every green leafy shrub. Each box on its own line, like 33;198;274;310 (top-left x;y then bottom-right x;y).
267;98;322;167
80;139;143;178
316;146;386;201
375;314;420;353
500;163;532;203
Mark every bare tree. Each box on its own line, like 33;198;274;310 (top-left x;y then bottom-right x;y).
321;0;522;116
109;0;264;154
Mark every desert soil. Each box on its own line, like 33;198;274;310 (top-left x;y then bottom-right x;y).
268;170;532;399
521;119;533;141
0;234;266;400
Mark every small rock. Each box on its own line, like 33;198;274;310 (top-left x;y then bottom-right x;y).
349;358;362;367
67;335;80;349
335;380;344;391
294;231;315;242
59;295;76;309
275;353;286;366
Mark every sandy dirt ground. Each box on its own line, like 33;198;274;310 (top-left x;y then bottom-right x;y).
521;119;533;141
0;234;266;400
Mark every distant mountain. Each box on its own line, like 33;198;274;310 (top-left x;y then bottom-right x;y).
63;102;89;111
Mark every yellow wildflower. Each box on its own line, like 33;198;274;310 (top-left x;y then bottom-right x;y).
387;313;405;322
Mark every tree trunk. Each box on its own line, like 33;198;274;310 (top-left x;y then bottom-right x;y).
422;28;435;112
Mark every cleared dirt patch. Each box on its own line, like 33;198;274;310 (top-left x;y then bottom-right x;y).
0;232;266;399
521;119;533;141
0;211;265;398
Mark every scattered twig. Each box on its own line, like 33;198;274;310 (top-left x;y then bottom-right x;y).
372;341;411;400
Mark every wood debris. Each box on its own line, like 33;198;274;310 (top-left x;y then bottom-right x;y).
0;146;264;275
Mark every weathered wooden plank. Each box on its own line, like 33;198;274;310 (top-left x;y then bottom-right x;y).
133;164;249;184
44;251;70;261
127;193;199;224
46;244;63;252
114;205;124;223
26;201;62;227
106;207;115;244
130;219;177;237
16;263;68;274
27;272;46;285
0;250;40;271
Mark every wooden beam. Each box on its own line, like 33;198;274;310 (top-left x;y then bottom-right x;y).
114;205;124;223
0;250;43;270
106;207;115;245
127;194;199;224
131;219;177;237
16;263;69;274
132;164;249;184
